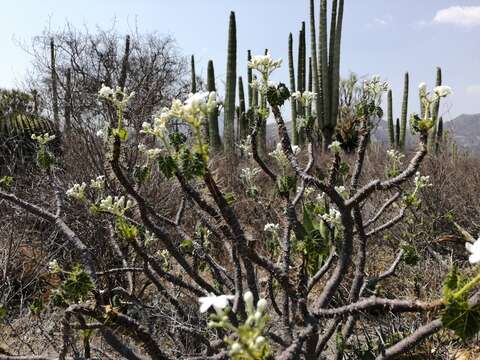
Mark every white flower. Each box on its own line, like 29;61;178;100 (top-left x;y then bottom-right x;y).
292;145;301;156
199;293;234;314
414;172;432;189
418;82;427;93
98;84;114;99
244;291;254;313
248;52;282;78
321;208;342;228
98;195;134;216
363;76;389;98
90;176;105;191
466;237;480;264
335;185;348;199
240;167;260;183
66;182;87;201
433;85;452;98
255;336;266;346
230;342;242;354
291;91;316;106
96;129;105;138
48;259;60;273
264;223;280;233
328;140;342;154
256;298;268;313
31;133;56;145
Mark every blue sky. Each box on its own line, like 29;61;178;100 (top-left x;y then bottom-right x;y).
1;0;479;119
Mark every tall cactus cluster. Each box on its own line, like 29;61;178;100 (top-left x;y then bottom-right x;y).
223;11;237;157
387;72;409;149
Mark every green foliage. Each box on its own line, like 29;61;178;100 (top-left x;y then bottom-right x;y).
29;298;44;315
51;265;94;307
0;304;7;321
0;176;13;189
299;203;331;275
441;266;480;340
178;148;206;180
266;83;290;107
112;127;128;141
158;155;177;179
400;243;419;266
410;113;433;134
36;146;55;170
116;218;139;241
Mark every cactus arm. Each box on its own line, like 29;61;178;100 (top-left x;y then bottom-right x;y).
400;72;409;149
223;11;237;156
288;33;298;145
387;89;394;147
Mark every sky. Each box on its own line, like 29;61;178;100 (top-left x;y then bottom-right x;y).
0;0;480;119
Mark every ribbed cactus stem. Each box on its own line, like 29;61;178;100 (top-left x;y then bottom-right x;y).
288;33;298;145
309;0;323;149
50;38;59;127
435;116;443;153
429;67;442;150
191;55;197;93
238;76;248;141
224;11;237;156
297;24;306;118
330;0;343;131
395;118;400;148
400;72;409;149
247;50;253;109
387;89;394;147
119;35;130;89
207;60;221;151
319;0;330;128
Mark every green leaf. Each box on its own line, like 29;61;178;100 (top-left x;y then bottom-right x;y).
442;299;480;340
113;128;129;141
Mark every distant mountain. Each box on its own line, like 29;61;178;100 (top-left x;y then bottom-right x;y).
265;114;480;153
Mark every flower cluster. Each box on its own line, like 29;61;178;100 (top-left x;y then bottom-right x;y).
412;83;452;134
334;185;348;199
269;143;299;170
419;83;452;103
200;291;270;359
248;52;282;80
264;223;280;234
363;75;389;99
98;84;135;111
328;140;342;154
291;90;316;107
141;111;170;138
386;149;405;177
466;237;480;265
414;172;432;190
321;208;342;229
31;133;56;145
89;175;105;191
98;195;134;217
138;144;163;163
66;182;87;201
240;167;261;198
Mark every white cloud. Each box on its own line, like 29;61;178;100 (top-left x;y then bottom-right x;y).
466;84;480;95
433;6;480;27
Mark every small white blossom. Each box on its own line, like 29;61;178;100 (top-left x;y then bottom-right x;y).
418;82;427;93
248;52;283;78
466;237;480;264
31;133;56;145
90;176;105;191
98;195;134;216
328;140;342;154
48;259;61;273
66;182;87;201
264;223;280;233
321;208;342;228
199;293;234;314
414;172;432;189
292;145;301;156
433;85;452;98
335;185;348;199
363;75;389;98
98;84;114;99
292;90;316;106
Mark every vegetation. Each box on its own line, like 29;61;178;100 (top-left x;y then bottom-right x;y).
0;1;478;360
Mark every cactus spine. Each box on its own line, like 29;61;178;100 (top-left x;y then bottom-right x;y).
50;38;59;128
387;89;394;147
399;72;409;149
288;33;298;145
191;55;197;93
207;60;222;152
224;11;237;157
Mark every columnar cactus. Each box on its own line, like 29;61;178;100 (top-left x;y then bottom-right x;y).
310;0;345;148
247;50;253;109
387;89;394;147
238;76;248;141
429;67;442;150
50;38;59;128
191;55;197;93
288;33;298;145
436;116;444;153
395;118;400;148
297;22;307;145
400;72;409;149
224;11;237;157
207;60;222;151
